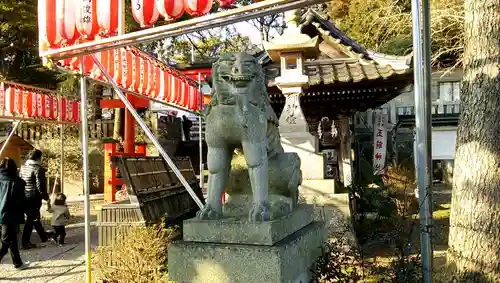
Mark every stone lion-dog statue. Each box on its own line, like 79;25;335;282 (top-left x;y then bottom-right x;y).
197;52;302;222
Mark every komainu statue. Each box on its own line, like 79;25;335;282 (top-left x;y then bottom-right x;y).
198;52;302;222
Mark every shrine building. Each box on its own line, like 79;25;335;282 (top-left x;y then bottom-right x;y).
176;7;414;199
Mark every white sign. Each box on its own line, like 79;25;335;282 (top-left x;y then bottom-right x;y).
373;110;387;175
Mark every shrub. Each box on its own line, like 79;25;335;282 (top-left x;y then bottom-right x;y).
93;224;176;283
383;165;418;216
225;151;250;194
310;231;363;283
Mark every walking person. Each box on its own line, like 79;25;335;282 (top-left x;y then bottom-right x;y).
0;158;30;269
182;115;193;141
20;149;50;249
49;193;70;246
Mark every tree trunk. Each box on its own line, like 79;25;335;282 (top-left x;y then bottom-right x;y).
447;0;500;282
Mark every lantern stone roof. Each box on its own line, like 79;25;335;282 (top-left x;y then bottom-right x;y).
261;8;413;88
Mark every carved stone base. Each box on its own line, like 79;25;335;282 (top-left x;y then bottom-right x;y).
168;221;326;283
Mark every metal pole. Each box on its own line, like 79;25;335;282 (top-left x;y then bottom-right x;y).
411;0;433;281
80;58;92;283
92;55;204;209
191;43;195;64
198;73;204;189
0;120;22;157
59;93;64;194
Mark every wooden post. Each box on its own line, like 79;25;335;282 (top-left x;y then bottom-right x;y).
103;142;118;202
123;95;135;154
135;143;147;155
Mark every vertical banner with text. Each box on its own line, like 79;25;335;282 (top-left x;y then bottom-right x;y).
373;110;387;175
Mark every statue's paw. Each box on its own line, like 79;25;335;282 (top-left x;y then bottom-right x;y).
249;202;271;222
197;204;222;220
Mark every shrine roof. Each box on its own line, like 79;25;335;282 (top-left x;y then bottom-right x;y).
262;8;413;87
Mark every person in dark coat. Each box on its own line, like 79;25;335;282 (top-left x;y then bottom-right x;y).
182;115;193;141
0;158;30;269
20;149;50;249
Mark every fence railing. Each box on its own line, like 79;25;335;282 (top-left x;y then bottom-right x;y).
189;120;205;141
355;100;461;129
12;119;115;142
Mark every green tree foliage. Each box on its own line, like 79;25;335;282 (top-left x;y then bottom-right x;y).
0;0;60;88
326;0;464;69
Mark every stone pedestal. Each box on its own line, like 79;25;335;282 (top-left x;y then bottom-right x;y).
281;132;323;180
168;205;326;283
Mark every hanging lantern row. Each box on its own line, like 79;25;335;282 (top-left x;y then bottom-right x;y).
55;48;201;111
0;83;80;122
39;0;239;49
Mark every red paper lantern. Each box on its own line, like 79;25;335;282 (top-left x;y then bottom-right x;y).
111;48;122;83
5;87;15;115
23;90;34;117
131;0;159;27
145;60;155;95
38;0;61;49
14;88;22;115
120;49;133;89
216;0;235;8
59;98;69;121
66;100;73;122
187;86;196;110
154;68;162;99
173;77;184;105
156;0;184;20
90;51;109;80
139;57;149;94
42;94;51;118
36;93;43;118
157;70;167;101
52;96;59;120
184;0;213;17
75;0;100;39
97;0;119;35
56;0;80;44
179;80;190;107
0;82;5;116
73;102;80;122
130;54;141;92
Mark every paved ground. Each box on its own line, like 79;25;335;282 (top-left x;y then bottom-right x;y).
0;192;103;283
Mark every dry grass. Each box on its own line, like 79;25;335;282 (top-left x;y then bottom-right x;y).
93;225;176;283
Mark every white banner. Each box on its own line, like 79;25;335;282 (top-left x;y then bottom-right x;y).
373;110;387;175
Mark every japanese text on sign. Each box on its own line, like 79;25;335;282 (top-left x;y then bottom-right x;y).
373;110;387;175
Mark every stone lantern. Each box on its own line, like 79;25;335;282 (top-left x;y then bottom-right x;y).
263;10;324;180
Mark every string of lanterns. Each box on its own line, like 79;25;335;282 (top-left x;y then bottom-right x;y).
54;47;202;111
39;0;243;50
0;82;80;122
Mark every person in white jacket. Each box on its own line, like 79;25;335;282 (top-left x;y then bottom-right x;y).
49;193;70;245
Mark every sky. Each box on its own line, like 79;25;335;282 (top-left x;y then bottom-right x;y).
233;22;264;45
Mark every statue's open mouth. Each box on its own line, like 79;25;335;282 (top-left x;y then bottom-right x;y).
220;74;256;89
